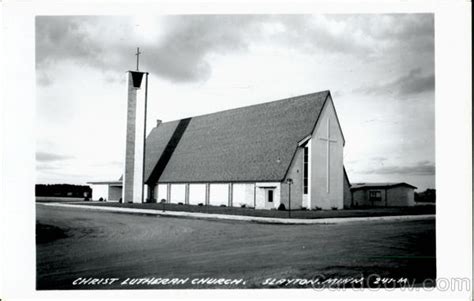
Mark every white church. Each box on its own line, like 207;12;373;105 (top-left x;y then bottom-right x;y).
89;69;353;210
145;89;352;210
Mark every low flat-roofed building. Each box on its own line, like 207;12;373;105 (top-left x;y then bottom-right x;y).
350;182;417;207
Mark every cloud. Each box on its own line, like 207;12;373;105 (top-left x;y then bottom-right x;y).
36;17;102;68
278;14;434;58
36;14;434;85
36;151;74;162
263;15;378;57
141;15;264;82
35;15;266;84
362;160;435;176
371;156;388;162
398;69;435;96
333;14;434;47
354;67;434;97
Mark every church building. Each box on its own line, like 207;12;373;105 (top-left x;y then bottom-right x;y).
144;90;349;210
91;92;353;212
89;70;352;210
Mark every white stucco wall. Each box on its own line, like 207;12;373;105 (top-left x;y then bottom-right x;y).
310;96;344;210
170;184;186;204
209;184;229;206
108;186;122;202
282;148;304;210
91;184;108;201
232;183;255;208
255;183;280;209
152;185;158;201
189;184;206;205
157;184;168;202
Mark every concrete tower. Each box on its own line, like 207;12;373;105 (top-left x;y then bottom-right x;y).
122;51;149;203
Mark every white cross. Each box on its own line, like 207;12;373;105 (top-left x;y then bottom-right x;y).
318;118;337;193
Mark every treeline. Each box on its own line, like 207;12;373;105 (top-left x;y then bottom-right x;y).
415;188;436;203
36;184;92;198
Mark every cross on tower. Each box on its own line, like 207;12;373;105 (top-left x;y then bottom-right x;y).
135;47;142;71
318;118;338;193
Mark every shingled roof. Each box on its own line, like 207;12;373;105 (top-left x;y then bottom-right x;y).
144;91;331;184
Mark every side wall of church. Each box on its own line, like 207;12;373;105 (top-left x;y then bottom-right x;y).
188;184;206;205
209;183;230;206
232;183;256;208
281;147;304;210
170;184;186;204
152;181;282;209
255;183;282;209
310;96;344;209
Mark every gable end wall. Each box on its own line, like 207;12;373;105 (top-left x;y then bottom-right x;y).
310;95;344;209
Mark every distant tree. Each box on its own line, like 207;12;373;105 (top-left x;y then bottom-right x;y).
415;188;436;203
35;184;92;198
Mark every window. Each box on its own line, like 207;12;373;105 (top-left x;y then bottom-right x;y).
303;146;309;194
369;191;382;202
267;189;274;203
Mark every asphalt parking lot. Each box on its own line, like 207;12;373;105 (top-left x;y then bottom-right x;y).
36;204;436;289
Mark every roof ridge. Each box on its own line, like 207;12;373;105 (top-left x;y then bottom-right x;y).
155;90;330;126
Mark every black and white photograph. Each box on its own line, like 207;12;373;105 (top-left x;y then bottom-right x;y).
34;13;437;290
0;1;471;299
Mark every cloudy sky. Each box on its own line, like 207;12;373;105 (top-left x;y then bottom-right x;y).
36;14;435;191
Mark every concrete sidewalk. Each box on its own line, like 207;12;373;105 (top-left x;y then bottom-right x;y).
38;202;436;225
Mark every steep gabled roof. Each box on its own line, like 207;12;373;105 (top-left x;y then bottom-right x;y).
144;91;331;184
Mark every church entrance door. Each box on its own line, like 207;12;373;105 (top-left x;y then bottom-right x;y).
265;189;274;209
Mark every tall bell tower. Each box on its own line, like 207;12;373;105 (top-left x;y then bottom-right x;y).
122;47;149;203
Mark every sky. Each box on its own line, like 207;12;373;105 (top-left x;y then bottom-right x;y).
35;14;435;191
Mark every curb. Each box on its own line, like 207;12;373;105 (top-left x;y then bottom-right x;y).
38;202;436;225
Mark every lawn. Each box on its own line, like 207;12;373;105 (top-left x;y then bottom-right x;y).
62;200;435;219
35;196;85;202
36;204;436;289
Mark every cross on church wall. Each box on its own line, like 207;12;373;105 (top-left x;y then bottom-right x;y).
318;118;337;193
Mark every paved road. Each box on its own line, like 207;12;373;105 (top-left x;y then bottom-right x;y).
36;204;436;290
